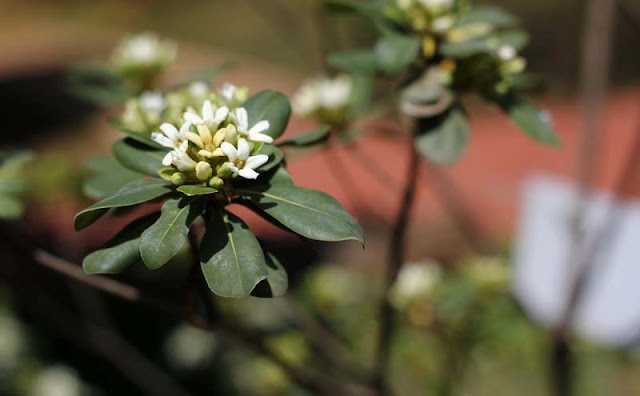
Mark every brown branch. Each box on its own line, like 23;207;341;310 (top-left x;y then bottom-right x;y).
552;0;616;395
371;128;421;395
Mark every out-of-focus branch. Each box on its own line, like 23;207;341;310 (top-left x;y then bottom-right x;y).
371;125;421;395
552;0;616;395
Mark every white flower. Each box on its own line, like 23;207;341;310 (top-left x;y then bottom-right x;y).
318;74;352;109
497;45;516;61
418;0;453;9
31;365;84;396
168;141;198;171
139;91;166;114
292;74;352;117
391;260;442;308
183;100;229;129
396;0;413;10
188;81;209;99
113;32;177;67
165;325;217;371
220;83;239;102
231;107;273;143
220;138;269;179
432;16;454;32
152;122;192;166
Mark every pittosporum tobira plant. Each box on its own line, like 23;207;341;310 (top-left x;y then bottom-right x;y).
327;0;559;164
74;80;362;298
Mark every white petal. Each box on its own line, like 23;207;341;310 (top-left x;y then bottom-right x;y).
214;106;229;123
248;131;274;144
178;122;192;139
183;112;203;124
237;138;250;160
238;167;259;179
152;132;177;148
220;83;237;101
249;120;270;134
202;100;214;123
220;142;238;161
162;151;173;166
159;123;179;141
245;154;269;169
235;107;249;130
228;162;240;174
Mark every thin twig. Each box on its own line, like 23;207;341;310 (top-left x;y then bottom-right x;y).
551;0;616;395
371;130;421;395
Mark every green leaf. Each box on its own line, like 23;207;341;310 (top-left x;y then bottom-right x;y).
276;126;330;148
140;197;205;270
74;179;172;231
329;51;378;74
256;145;285;172
83;212;160;274
375;33;420;76
256;165;294;186
0;194;23;220
109;119;167;150
489;30;530;52
415;108;469;165
441;30;529;59
176;185;218;196
66;62;130;105
83;156;142;200
251;249;288;298
454;5;518;28
238;185;363;243
200;210;268;298
112;138;168;177
499;95;559;146
242;90;291;140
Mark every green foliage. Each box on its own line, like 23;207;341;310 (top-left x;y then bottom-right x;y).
74;179;172;230
237;184;364;243
243;90;292;140
375;33;421;76
276;126;330;148
200;210;269;298
76;88;361;298
83;212;161;274
0;152;31;220
415;108;469;165
498;94;559;146
82;156;142;200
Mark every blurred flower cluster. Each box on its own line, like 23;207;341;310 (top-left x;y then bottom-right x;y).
292;74;353;125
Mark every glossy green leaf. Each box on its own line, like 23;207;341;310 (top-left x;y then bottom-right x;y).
176;185;218;196
74;179;172;231
112;138;168;177
83;156;142;200
441;30;529;58
251;249;288;298
66;62;130;105
140;197;205;270
375;33;420;76
83;212;160;274
238;185;363;243
415;108;469;165
109;119;167;150
329;51;377;74
454;5;518;28
243;90;291;140
256;145;285;172
200;210;268;298
499;95;559;146
276;126;330;148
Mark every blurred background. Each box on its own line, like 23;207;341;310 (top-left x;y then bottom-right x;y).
0;0;639;395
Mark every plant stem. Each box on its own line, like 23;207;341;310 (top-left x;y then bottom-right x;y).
552;0;615;394
371;132;421;395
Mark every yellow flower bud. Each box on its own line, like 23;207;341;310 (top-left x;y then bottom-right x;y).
195;161;213;181
224;124;237;143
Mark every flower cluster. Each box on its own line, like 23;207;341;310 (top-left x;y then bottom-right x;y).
121;82;250;135
150;85;272;188
292;74;353;125
110;32;178;92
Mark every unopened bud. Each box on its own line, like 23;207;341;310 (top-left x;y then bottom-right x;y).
171;172;187;185
209;176;225;190
217;162;234;179
195;161;213;181
224;124;237;143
